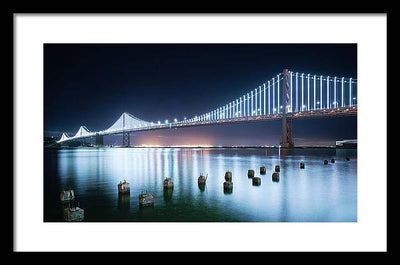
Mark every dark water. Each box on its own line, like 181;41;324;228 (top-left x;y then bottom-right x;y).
44;147;357;222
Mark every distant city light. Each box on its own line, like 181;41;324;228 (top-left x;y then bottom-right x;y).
158;121;161;125
165;120;168;124
174;118;177;123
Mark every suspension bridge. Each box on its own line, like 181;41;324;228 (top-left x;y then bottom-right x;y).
57;69;357;147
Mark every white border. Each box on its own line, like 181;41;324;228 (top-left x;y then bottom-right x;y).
15;14;387;252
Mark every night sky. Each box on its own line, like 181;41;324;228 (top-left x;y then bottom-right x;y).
44;44;357;147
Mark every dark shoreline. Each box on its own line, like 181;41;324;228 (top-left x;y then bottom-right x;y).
45;145;356;150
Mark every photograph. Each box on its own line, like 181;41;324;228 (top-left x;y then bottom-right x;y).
43;44;358;222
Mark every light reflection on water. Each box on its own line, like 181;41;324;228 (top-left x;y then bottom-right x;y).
44;147;357;222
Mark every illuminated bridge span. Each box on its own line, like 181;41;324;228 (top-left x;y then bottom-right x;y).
58;69;357;147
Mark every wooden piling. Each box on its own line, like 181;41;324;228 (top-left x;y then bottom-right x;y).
252;177;261;186
118;181;130;194
272;172;280;182
248;169;255;178
225;171;232;182
223;181;233;193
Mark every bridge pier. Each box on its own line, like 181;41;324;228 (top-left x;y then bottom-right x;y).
122;132;130;147
281;117;294;148
280;68;294;148
95;133;104;146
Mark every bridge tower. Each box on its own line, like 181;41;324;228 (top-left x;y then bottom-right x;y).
280;68;294;148
95;133;104;146
122;112;131;147
122;132;130;147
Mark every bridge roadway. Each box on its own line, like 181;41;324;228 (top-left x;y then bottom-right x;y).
65;106;357;142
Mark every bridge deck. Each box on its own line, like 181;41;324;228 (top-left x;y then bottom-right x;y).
60;106;357;142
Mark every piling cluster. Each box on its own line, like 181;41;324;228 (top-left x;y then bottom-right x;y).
323;158;342;165
60;186;84;221
247;164;281;185
248;166;270;186
116;179;156;208
73;156;352;219
270;164;280;182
